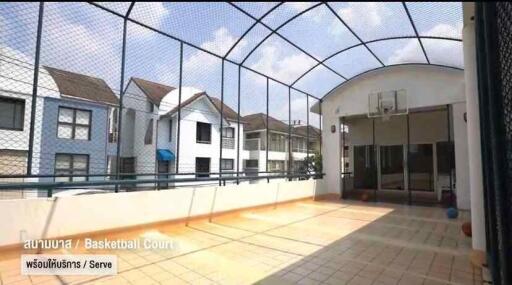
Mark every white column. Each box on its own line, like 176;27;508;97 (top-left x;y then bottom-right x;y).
463;21;486;251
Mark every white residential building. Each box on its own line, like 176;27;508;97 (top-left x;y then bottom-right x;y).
242;113;320;177
119;78;246;186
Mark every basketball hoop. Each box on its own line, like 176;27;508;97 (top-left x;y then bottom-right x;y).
368;89;408;119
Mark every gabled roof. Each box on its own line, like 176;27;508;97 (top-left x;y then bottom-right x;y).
243;113;320;140
131;77;175;106
44;66;118;105
294;125;321;138
243;113;289;133
164;91;245;123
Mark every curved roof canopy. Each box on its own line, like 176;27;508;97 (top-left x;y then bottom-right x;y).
74;2;463;99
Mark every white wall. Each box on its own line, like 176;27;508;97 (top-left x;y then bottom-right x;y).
321;65;466;200
0;179;325;247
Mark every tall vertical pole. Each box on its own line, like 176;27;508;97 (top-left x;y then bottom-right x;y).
373;118;377;202
27;2;45;176
266;78;269;182
342;116;346;199
219;61;224;186
319;99;322;159
115;15;128;192
407;114;411;205
306;96;310;169
447;104;453;206
176;42;183;175
236;66;241;184
288;87;292;180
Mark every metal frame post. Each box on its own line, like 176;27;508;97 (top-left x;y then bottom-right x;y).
219;60;224;186
236;66;241;184
27;2;45;176
288;87;292;180
176;42;183;175
266;78;269;183
407;114;411;205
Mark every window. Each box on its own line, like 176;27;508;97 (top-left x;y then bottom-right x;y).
195;157;210;178
222;127;234;138
108;108;118;143
245;159;258;168
57;107;91;140
268;160;285;172
144;119;153;144
196;122;211;144
221;159;234;170
0;97;25;130
169;119;173;142
246;133;260;139
54;154;89;182
147;101;154;113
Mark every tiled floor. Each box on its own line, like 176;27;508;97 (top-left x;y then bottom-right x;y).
0;199;480;285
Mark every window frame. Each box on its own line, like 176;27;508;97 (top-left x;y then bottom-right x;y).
195;157;210;178
144;119;154;145
0;96;25;131
222;127;235;138
57;106;92;140
196;122;212;144
54;153;89;182
221;158;234;170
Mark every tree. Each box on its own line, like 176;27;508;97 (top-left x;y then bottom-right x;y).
300;151;322;178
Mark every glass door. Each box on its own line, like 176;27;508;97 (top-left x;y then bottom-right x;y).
380;145;404;190
409;144;434;191
353;145;377;190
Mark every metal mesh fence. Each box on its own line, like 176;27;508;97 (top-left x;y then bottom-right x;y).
0;2;462;198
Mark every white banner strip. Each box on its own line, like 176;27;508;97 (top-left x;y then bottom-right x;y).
21;254;117;275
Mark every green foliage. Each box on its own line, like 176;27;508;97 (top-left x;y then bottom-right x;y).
300;151;322;174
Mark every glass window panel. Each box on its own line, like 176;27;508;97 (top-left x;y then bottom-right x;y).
72;170;87;182
57;124;73;139
0;100;16;129
58;108;73;123
74;126;89;140
73;155;88;169
75;110;90;125
55;156;71;169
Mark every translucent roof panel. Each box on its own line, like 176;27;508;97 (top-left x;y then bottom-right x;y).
405;2;462;39
422;39;463;68
130;2;255;56
261;2;321;30
279;5;360;59
244;35;318;85
329;2;415;42
225;23;272;64
94;2;131;15
325;46;383;79
293;64;343;97
368;39;427;66
232;2;280;19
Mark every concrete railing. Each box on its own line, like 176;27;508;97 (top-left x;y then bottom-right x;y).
0;179;326;247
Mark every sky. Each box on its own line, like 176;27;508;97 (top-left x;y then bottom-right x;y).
0;2;463;126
